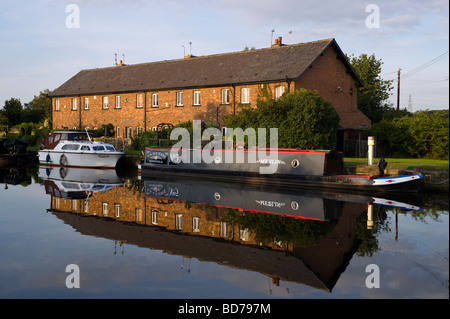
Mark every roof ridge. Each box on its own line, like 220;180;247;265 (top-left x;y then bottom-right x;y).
80;38;335;72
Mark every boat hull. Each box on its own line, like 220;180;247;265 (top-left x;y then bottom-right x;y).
38;150;123;169
139;148;423;193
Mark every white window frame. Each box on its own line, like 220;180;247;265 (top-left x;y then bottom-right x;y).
84;97;89;110
151;210;158;224
55;99;60;111
239;227;249;241
114;204;121;218
115;95;121;109
72;98;78;111
102;96;109;109
220;221;229;237
192;217;200;232
125;127;132;139
152;93;158;107
102;202;108;216
72;200;78;211
176;92;184;106
275;86;285;100
221;89;230;105
193;90;201;106
175;214;183;229
241;87;250;104
136;94;144;108
135;208;143;222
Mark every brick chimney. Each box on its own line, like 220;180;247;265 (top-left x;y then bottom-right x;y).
272;37;283;47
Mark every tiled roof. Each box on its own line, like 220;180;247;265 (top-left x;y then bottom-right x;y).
49;38;361;97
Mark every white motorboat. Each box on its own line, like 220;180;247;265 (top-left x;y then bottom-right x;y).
38;131;124;169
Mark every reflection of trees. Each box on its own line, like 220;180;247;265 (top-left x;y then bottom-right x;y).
222;210;337;247
399;207;447;223
354;205;449;257
354;208;381;257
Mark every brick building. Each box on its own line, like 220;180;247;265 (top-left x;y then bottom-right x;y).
49;38;371;153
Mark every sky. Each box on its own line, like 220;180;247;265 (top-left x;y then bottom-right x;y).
0;0;448;112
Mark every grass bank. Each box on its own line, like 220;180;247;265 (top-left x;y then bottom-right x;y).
344;157;449;171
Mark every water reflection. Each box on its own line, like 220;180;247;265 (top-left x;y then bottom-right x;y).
30;166;429;293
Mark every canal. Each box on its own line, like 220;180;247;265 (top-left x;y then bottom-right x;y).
0;163;448;299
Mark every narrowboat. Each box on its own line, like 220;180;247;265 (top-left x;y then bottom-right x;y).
138;147;423;193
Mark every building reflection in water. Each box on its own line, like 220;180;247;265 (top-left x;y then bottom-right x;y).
39;167;422;292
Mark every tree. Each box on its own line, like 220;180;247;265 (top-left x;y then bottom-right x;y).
1;98;23;127
369;109;449;159
225;88;340;149
347;53;394;123
22;89;52;124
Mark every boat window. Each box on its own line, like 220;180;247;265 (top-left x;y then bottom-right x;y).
61;182;80;189
105;145;116;151
61;144;80;150
92;146;105;151
68;133;88;141
81;145;91;151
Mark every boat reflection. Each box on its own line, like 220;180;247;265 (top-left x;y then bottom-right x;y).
40;170;423;292
38;166;123;199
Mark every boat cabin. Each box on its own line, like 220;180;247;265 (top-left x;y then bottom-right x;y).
43;131;89;150
59;143;117;152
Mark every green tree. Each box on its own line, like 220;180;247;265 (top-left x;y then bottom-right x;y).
22;89;52;124
347;53;394;123
1;98;23;127
397;110;449;160
225;88;340;149
369;109;449;159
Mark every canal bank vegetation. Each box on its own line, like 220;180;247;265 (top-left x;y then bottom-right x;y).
368;109;449;160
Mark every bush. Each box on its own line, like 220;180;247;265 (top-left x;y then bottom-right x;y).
18;123;35;137
90;123;115;138
225;88;340;149
369;110;449;160
130;131;158;151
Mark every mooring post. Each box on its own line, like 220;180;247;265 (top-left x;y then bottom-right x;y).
368;136;374;165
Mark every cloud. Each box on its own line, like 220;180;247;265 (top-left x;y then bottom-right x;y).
383;15;420;29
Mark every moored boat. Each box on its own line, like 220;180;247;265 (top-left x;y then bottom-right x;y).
38;131;124;169
138;147;423;193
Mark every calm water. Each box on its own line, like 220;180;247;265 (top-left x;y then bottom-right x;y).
0;163;448;300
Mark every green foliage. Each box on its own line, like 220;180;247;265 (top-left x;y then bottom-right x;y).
130;131;158;151
369;109;449;160
1;98;23;126
222;210;337;247
1;90;51;127
89;123;115;137
347;53;394;123
15;122;51;146
22;90;52;124
225;88;340;149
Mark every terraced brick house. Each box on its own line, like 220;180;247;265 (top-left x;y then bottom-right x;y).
49;38;371;154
